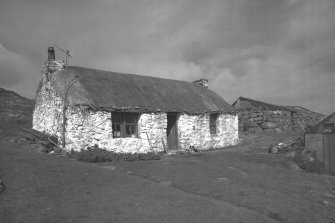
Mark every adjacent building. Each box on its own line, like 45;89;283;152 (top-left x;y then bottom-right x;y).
232;97;324;133
305;112;335;173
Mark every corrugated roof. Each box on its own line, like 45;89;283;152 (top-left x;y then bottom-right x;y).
49;66;234;114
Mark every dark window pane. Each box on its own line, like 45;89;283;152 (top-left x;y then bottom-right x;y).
112;112;138;138
125;125;137;137
124;114;138;124
112;124;121;137
210;114;218;135
112;113;122;123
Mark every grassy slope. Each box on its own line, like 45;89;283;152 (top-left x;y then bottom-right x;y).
0;88;34;137
1;133;335;222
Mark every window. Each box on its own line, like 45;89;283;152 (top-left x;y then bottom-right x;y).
112;113;139;138
210;113;218;135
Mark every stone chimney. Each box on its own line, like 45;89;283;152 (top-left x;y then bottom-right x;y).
193;79;208;88
48;46;55;60
42;47;65;81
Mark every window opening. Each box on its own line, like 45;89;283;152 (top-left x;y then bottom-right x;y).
112;113;138;138
210;113;218;135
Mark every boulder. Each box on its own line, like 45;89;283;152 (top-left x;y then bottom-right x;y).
275;128;282;133
255;126;263;133
250;113;258;118
261;122;277;129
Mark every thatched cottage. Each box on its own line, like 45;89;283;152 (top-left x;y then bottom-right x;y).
33;47;238;153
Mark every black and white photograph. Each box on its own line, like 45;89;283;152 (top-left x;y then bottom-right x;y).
0;0;335;222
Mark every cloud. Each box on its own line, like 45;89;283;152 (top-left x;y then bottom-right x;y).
0;0;334;113
0;44;39;98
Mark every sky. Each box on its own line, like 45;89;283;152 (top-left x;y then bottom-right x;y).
0;0;334;115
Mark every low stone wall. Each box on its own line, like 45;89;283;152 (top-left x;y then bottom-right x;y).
178;113;238;150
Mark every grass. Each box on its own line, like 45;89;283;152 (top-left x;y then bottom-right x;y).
290;150;326;174
69;145;160;162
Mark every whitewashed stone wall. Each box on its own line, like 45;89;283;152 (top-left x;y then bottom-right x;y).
178;113;238;151
33;80;63;139
33;79;237;153
65;110;167;153
33;80;167;153
215;114;239;148
65;107;112;151
96;113;166;153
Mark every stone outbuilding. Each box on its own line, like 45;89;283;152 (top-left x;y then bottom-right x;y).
232;97;324;133
33;48;238;153
304;112;335;173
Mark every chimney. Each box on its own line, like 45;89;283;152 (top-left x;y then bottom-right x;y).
48;47;55;60
193;79;208;88
42;46;65;76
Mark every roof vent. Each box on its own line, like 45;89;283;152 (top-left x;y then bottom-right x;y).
193;79;208;88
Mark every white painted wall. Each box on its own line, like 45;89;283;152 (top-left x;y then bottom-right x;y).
33;80;238;153
178;113;239;150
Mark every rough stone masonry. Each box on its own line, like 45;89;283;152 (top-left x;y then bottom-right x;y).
33;80;238;153
33;57;238;153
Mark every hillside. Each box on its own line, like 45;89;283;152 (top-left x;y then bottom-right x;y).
0;88;34;136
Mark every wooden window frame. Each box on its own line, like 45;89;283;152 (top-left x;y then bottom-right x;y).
210;113;218;135
112;112;139;138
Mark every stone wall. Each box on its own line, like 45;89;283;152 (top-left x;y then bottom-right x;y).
237;108;323;133
65;109;167;153
215;113;239;147
33;80;63;139
33;79;238;153
178;113;238;150
32;80;167;153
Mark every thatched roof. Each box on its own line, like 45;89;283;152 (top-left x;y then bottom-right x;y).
49;66;234;114
232;97;296;112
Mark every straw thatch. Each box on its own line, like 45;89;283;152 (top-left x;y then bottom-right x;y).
49;66;234;114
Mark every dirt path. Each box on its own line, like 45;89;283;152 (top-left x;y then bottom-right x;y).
1;134;335;222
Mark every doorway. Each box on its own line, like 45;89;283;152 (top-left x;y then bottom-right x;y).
167;113;178;150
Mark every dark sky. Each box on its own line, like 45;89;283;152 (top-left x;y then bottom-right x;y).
0;0;334;114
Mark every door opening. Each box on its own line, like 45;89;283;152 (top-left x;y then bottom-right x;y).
167;113;178;150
